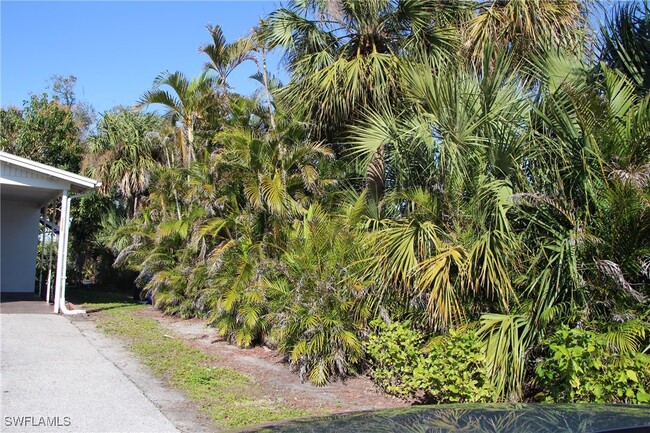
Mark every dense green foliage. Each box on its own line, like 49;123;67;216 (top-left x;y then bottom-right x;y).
5;1;648;404
535;326;650;404
94;0;650;398
0;94;83;172
367;321;495;403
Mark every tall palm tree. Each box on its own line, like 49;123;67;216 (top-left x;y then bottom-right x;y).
139;70;216;167
351;49;525;329
249;19;280;131
84;109;165;217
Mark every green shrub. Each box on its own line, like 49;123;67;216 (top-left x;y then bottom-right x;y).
535;326;650;404
367;320;496;403
267;276;365;386
266;206;369;386
366;320;423;398
207;238;269;348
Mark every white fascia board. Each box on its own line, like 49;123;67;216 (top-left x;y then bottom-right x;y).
0;150;101;191
1;173;71;190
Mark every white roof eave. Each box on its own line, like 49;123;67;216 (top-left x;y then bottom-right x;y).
0;150;101;191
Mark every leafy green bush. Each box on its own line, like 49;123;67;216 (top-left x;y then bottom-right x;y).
366;320;423;398
416;330;496;403
367;320;496;403
535;326;650;404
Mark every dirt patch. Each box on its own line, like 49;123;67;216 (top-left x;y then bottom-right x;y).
137;306;408;415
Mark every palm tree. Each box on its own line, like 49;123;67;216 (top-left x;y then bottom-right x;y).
195;109;338;349
465;0;588;63
214;115;334;223
139;70;216;167
478;54;649;401
85;109;165;217
267;203;370;385
264;0;460;143
248;19;280;131
348;48;525;335
349;37;650;399
199;24;255;96
600;0;650;95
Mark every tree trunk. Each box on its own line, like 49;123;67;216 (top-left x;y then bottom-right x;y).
186;120;195;166
261;49;276;131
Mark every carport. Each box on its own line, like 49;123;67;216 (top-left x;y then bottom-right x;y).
0;151;100;313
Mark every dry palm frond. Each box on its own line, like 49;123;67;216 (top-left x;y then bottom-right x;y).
596;259;647;303
609;163;650;189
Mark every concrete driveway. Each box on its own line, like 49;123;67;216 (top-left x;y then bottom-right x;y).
0;296;196;433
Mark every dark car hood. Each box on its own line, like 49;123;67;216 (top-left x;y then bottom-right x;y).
234;403;650;433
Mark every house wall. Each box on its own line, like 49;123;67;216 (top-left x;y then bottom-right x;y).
1;200;41;292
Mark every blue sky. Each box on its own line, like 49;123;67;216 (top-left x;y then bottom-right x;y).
0;1;629;115
1;1;285;114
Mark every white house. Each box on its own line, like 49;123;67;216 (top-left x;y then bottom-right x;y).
0;151;100;313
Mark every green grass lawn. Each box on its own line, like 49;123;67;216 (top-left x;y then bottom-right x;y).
93;303;308;429
66;286;137;312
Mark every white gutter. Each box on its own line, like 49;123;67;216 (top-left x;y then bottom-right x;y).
53;190;96;315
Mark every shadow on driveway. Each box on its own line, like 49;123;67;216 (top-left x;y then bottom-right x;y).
0;292;52;314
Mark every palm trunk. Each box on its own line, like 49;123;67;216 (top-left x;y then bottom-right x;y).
179;130;188;168
173;189;182;220
261;49;276;131
185;124;195;167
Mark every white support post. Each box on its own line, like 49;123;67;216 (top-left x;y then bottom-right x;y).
59;191;90;315
38;207;46;297
53;190;69;314
51;191;90;315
